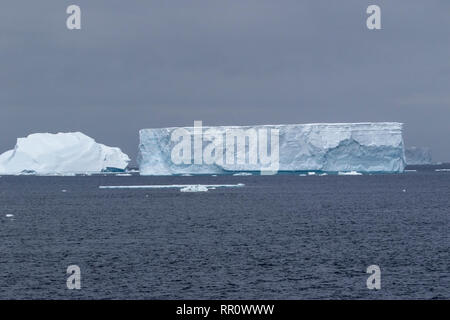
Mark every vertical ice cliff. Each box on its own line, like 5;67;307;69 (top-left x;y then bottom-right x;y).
405;147;432;165
0;132;130;174
138;122;405;175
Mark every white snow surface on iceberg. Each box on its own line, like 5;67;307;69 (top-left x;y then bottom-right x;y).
138;122;405;175
0;132;130;175
405;146;432;165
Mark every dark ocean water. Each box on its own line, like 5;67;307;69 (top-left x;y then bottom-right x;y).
0;171;449;299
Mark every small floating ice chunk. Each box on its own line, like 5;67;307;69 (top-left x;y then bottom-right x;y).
180;185;209;192
233;172;253;176
402;189;407;192
338;171;362;176
116;173;132;176
61;189;67;193
435;169;450;172
5;214;14;218
307;172;316;176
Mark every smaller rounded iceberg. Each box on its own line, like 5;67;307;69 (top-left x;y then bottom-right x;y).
0;132;130;175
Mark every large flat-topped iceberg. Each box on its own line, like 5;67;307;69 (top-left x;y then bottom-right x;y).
0;132;130;175
138;122;405;175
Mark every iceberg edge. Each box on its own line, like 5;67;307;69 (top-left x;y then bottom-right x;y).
0;132;130;175
138;122;406;175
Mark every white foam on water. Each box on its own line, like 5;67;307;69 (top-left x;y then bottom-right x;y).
233;172;253;176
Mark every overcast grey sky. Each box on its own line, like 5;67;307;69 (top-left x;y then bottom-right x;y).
1;0;449;162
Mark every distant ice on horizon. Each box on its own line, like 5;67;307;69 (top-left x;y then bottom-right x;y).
405;146;433;165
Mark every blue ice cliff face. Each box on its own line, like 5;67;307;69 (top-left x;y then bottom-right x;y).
138;122;405;175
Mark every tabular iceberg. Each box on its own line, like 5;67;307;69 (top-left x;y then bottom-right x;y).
138;122;405;175
405;147;432;165
0;132;130;175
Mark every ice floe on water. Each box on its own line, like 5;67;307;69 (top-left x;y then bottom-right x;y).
5;214;14;218
338;171;363;176
99;183;244;190
232;172;253;176
180;185;209;192
435;169;450;172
